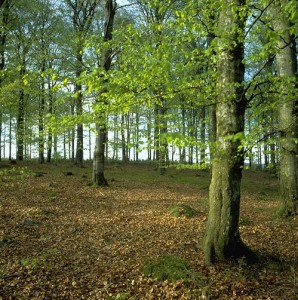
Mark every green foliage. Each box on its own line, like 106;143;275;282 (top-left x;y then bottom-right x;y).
169;204;198;218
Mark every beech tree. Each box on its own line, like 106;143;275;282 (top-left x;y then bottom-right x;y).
0;0;11;161
64;0;100;166
92;0;116;186
203;0;254;263
272;0;297;216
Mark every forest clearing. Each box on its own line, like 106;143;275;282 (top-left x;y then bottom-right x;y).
0;161;297;299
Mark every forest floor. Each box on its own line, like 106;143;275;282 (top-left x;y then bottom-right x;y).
0;161;297;300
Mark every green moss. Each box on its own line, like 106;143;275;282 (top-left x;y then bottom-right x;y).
169;204;198;218
142;255;205;285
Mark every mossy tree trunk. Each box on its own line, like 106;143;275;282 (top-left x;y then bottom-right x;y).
203;0;253;264
272;0;298;216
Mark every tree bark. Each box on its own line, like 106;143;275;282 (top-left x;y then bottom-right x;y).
93;122;108;186
38;65;45;164
159;100;167;175
92;0;116;186
272;0;298;216
17;64;26;161
203;0;254;264
47;79;53;162
75;49;84;166
0;0;11;161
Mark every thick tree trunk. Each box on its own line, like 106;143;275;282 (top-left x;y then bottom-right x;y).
272;0;298;216
203;0;254;264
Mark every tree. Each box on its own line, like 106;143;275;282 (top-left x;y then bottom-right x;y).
0;0;12;161
92;0;116;186
272;0;298;216
203;0;255;264
64;0;100;166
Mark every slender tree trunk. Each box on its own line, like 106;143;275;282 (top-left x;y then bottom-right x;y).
207;22;217;166
264;132;269;168
126;113;130;161
159;100;167;175
272;0;298;216
203;0;255;264
38;81;45;164
270;133;276;169
0;0;10;161
188;107;195;165
180;105;186;163
121;114;127;162
9;113;12;160
135;111;139;162
67;0;100;166
147;108;152;161
0;114;2;161
200;107;206;167
113;114;119;160
93;122;108;185
70;103;75;161
153;104;160;162
92;0;116;186
17;66;25;161
75;50;84;166
47;81;53;162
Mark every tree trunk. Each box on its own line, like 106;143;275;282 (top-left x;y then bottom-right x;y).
121;114;127;162
75;50;84;166
0;0;10;161
153;104;160;162
272;0;298;216
200;107;206;167
92;0;116;185
159;101;167;175
147;108;152;161
68;101;75;161
9;112;12;160
0;113;2;161
17;66;25;161
38;79;45;164
47;80;53;162
203;0;254;264
93;123;108;186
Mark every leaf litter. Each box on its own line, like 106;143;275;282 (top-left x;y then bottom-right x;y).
0;162;297;299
